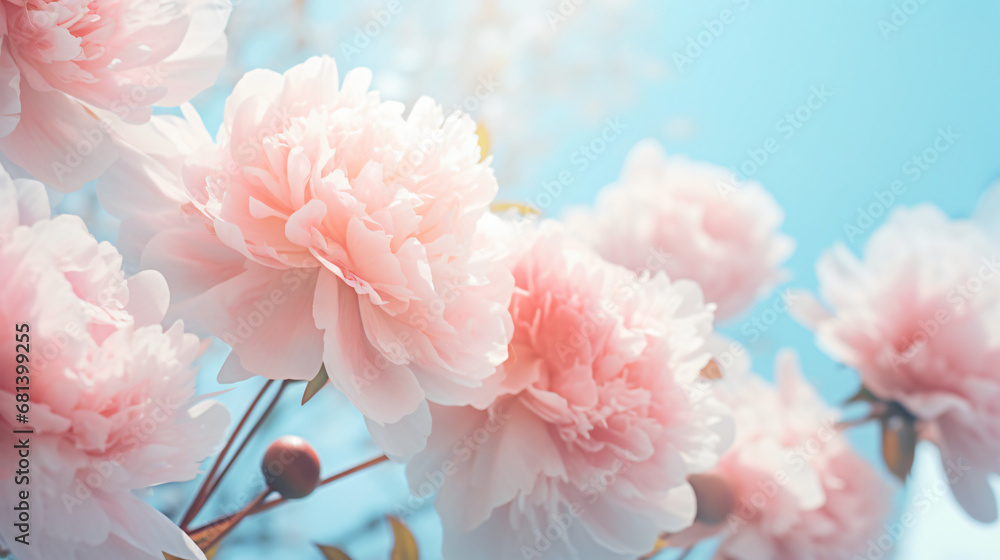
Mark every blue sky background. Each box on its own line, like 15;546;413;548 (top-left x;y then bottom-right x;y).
98;1;1000;559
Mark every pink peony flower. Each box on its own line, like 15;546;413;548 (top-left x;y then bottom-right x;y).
0;0;231;190
673;348;893;560
793;204;1000;522
564;139;794;321
0;165;229;559
99;56;514;459
406;221;733;560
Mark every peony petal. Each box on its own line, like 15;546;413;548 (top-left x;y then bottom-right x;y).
155;0;232;106
365;400;432;461
200;264;324;381
944;457;999;523
313;270;425;424
124;270;170;327
0;87;118;191
0;37;20;138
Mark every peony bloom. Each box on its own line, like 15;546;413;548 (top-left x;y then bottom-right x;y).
0;165;228;559
793;204;1000;522
564;139;794;321
406;221;733;560
0;0;231;190
99;56;514;458
673;348;893;560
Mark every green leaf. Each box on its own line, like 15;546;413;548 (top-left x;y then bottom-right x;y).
388;516;418;560
302;365;329;405
317;544;353;560
881;414;918;482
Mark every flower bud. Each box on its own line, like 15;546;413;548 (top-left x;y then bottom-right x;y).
262;435;321;499
689;472;736;525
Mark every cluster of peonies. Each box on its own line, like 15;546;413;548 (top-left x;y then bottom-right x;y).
4;22;993;556
794;196;1000;523
0;165;229;560
672;344;892;560
0;0;232;189
91;55;897;559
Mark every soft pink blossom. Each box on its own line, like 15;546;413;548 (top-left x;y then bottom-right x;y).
565;139;794;320
99;56;514;459
0;0;231;189
673;347;892;560
793;204;1000;522
406;221;733;560
0;165;228;559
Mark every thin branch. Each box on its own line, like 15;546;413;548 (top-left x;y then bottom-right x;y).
203;380;291;499
180;379;274;530
836;413;880;430
199;490;270;553
187;454;390;538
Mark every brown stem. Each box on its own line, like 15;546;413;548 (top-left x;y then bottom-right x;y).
836;415;878;430
198;490;270;553
180;380;274;530
187;454;390;538
319;454;391;485
203;381;290;500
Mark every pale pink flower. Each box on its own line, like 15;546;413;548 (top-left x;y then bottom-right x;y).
673;348;892;560
974;179;1000;243
793;204;1000;522
0;0;231;190
406;221;733;560
99;56;514;459
0;165;228;559
565;139;794;320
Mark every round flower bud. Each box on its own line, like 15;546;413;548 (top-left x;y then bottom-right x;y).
689;472;736;525
262;435;322;499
